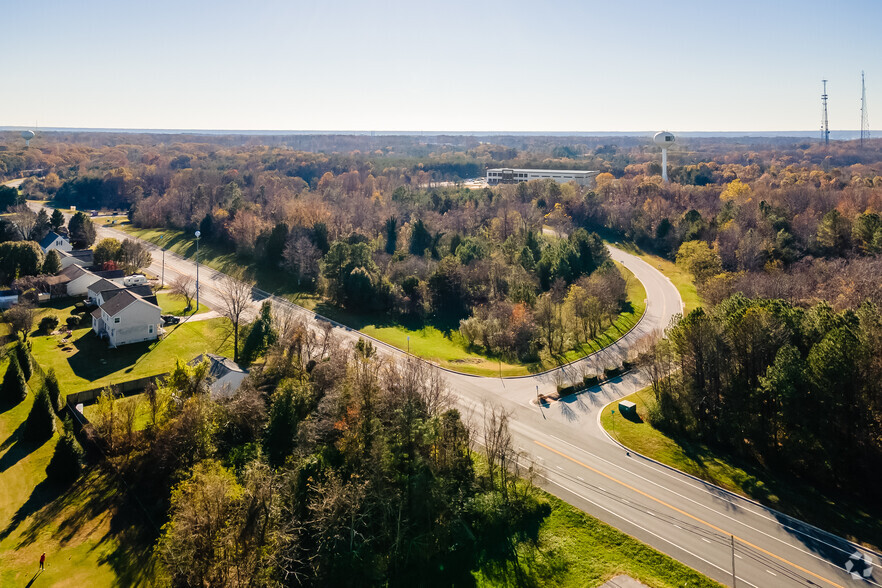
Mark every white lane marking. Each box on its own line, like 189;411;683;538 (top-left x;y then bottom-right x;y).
735;553;743;559
538;471;759;588
577;476;584;481
557;466;564;470
544;432;879;572
766;570;777;577
702;537;712;544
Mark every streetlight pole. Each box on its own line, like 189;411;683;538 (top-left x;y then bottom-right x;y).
158;234;165;289
194;230;201;311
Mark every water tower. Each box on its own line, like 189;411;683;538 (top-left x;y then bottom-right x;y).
21;130;35;148
653;131;675;183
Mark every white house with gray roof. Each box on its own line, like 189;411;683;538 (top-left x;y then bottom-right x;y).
91;290;161;347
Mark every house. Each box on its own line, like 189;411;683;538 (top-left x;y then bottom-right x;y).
0;289;20;309
57;249;94;270
62;265;100;296
39;231;72;254
189;354;249;400
91;290;161;347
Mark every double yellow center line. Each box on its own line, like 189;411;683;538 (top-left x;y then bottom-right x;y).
534;440;846;588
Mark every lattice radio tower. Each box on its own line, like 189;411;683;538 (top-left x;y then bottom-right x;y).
821;79;830;145
861;71;870;147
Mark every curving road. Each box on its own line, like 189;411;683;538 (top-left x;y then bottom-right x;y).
24;196;881;587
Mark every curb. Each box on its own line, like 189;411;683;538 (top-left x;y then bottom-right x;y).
596;395;882;559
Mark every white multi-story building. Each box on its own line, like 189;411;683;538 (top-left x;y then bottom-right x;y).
486;168;598;186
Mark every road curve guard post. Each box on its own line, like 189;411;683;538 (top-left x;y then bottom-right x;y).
618;400;637;419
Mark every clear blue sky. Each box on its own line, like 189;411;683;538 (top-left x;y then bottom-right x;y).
2;0;879;132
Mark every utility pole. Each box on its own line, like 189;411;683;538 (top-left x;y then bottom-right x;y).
861;71;870;147
731;535;737;588
194;230;201;311
821;79;830;146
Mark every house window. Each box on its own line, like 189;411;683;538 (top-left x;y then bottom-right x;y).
114;317;120;324
149;325;153;334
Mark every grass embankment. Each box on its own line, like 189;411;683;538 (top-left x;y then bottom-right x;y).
30;302;231;393
0;350;132;586
121;224;647;377
602;388;882;551
154;291;210;316
608;240;702;314
82;392;153;431
474;490;721;587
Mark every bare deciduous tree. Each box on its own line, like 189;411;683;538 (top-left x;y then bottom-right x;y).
217;273;255;363
170;275;196;312
8;204;38;240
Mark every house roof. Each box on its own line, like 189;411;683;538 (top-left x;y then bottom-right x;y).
102;285;156;306
91;308;102;319
94;269;124;279
189;353;249;400
39;231;66;249
100;290;160;317
60;264;94;280
58;249;93;260
88;278;122;295
43;274;71;286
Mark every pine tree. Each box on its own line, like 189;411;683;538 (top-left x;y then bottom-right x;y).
43;249;62;275
46;418;83;484
45;368;63;413
1;355;27;405
240;301;277;366
15;342;33;381
24;386;56;442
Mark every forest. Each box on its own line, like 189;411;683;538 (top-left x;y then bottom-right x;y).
3;130;882;579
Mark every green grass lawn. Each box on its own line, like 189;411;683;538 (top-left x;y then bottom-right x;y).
607;240;702;314
0;353;129;586
475;491;721;587
118;224;305;297
82;392;153;431
601;388;882;551
314;263;645;377
154;291;210;316
30;317;231;393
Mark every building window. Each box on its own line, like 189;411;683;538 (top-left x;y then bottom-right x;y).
149;325;153;334
114;317;120;324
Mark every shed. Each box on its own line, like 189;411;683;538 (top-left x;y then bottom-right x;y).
618;400;637;418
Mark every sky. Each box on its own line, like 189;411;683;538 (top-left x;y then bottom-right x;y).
1;0;880;132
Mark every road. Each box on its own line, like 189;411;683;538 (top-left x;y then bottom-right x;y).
22;196;881;588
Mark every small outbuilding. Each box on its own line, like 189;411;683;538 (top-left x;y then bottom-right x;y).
618;400;637;418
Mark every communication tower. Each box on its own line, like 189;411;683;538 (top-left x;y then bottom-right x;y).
861;71;870;147
821;79;830;146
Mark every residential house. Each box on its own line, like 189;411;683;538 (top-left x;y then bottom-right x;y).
91;290;161;347
0;289;20;309
189;354;249;400
87;278;123;306
97;285;157;307
62;265;100;296
39;231;72;254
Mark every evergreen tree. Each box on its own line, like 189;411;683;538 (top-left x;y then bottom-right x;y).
46;418;83;484
45;368;63;413
32;208;51;241
240;301;277;366
50;208;65;231
24;385;56;442
42;249;62;275
68;211;97;248
1;354;27;405
409;219;432;256
16;341;33;381
384;216;398;255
